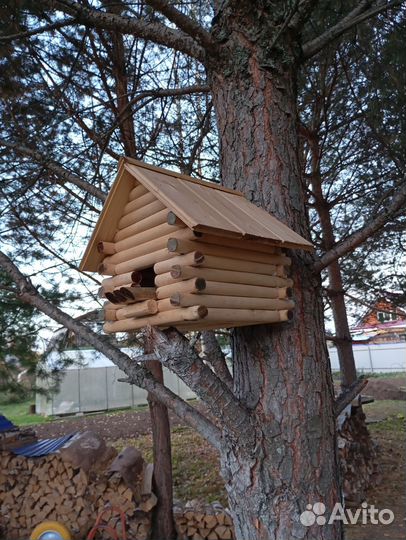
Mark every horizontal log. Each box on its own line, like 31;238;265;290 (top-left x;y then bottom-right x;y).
114;209;168;242
170;293;294;310
97;241;117;255
156;278;206;299
203;281;292;299
128;182;148;202
115;299;158;320
99;248;173;275
154;251;205;274
123;191;156;215
102;232;180;266
114;222;185;253
167;238;291;266
169;265;292;288
167;211;186;226
101;271;142;292
119;287;156;301
112;248;171;275
199;254;278;275
173;228;284;255
103;305;208;333
118;200;166;230
204;308;292;323
177;316;291;332
157;298;174;312
105;290;129;304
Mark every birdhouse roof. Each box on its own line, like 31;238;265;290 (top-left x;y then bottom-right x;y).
80;158;312;271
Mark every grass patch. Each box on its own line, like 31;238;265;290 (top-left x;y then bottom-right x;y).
0;399;49;426
112;425;227;505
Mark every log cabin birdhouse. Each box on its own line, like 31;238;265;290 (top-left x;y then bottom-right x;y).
80;158;313;333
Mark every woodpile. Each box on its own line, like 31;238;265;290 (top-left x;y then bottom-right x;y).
337;402;380;506
174;500;234;540
0;441;156;540
99;187;295;333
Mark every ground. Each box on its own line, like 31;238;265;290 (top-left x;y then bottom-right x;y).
2;376;405;539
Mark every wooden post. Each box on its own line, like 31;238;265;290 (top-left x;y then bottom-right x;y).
144;334;176;540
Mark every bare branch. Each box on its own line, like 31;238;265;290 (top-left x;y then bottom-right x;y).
334;378;368;416
302;0;403;60
0;138;106;202
148;326;254;439
0;18;77;42
40;0;206;61
144;0;217;52
0;251;221;449
314;176;406;272
201;331;233;390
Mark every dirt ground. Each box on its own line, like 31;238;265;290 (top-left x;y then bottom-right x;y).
31;378;405;540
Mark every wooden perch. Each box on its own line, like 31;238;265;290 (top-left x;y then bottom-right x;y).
334;379;369;417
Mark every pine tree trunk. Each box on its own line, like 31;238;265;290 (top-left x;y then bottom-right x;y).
208;9;343;538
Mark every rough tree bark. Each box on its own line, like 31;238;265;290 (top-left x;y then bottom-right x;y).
205;6;342;539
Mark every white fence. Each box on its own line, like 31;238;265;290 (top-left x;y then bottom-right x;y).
36;343;405;416
328;342;406;373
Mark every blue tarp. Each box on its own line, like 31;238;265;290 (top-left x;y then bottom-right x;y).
0;414;16;433
12;433;76;457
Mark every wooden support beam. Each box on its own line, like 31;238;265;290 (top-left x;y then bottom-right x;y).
205;308;292;323
103;233;177;266
203;281;292;299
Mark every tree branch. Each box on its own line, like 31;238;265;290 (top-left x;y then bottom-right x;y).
334;378;368;416
40;0;206;62
201;331;233;390
0;18;77;42
0;251;221;450
144;0;217;52
148;326;254;439
0;138;106;202
314;176;406;272
302;0;403;60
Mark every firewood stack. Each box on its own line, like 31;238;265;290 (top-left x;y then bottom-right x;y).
173;500;234;540
337;403;380;505
99;184;295;334
0;448;156;540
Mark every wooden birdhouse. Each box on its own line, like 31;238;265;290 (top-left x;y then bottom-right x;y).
80;158;313;333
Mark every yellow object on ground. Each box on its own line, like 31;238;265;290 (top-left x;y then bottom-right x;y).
30;521;72;540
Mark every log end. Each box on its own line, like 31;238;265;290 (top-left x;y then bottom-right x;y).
195;278;206;291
